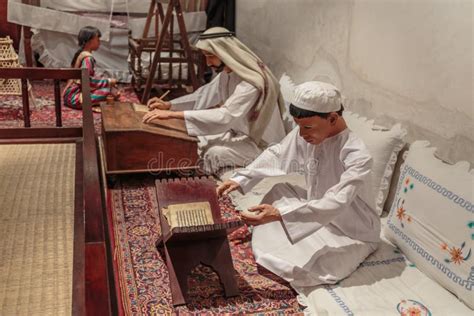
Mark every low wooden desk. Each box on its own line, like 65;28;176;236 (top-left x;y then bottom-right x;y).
155;177;242;306
100;102;199;174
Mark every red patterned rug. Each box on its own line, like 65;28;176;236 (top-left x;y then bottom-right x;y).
108;176;302;315
0;81;139;130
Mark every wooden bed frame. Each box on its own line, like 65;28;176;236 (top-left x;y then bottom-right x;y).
0;68;114;315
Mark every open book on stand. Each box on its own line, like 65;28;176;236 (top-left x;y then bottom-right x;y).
162;201;214;230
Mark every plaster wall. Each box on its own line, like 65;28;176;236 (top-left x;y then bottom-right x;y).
236;0;473;164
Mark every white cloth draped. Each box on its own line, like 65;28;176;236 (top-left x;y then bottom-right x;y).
8;0;112;41
29;28;131;82
40;0;150;13
9;0;206;82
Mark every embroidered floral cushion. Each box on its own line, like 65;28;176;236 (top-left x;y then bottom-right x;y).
384;141;474;309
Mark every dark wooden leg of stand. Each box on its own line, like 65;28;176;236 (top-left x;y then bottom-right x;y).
164;245;188;306
173;259;193;304
208;238;240;297
164;236;239;306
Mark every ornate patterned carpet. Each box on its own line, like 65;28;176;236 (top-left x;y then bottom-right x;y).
108;176;302;315
1;81;302;315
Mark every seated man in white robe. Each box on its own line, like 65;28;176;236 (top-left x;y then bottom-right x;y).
143;27;286;173
217;81;381;292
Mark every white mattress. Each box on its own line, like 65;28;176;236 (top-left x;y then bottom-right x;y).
299;232;472;315
218;171;473;315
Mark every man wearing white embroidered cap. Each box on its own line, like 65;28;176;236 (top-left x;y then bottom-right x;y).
142;27;286;173
217;81;381;291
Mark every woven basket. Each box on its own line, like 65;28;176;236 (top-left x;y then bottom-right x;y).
0;36;22;96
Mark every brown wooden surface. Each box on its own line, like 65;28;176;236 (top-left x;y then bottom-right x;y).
85;243;111;315
54;79;62;127
81;72;104;244
79;70;113;315
22;26;33;67
101;102;193;140
0;127;82;139
101;102;199;174
72;142;85;316
142;0;155;39
0;67;84;80
0;137;81;145
97;136;120;316
21;78;30;127
155;177;240;306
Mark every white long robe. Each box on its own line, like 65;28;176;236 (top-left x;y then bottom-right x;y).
230;127;381;288
170;71;285;173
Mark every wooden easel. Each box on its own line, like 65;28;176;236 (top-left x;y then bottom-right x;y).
155;177;242;306
140;0;200;104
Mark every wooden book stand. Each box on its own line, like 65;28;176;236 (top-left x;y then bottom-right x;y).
155;176;242;306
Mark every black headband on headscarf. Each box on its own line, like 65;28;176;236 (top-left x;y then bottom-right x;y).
198;31;235;40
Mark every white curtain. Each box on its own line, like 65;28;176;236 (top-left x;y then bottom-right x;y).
9;0;207;82
8;0;113;41
40;0;150;13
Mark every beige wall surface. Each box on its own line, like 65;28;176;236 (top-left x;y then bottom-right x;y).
236;0;473;165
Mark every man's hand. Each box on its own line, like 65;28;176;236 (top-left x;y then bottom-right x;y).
147;97;171;110
241;204;281;226
142;109;183;123
216;180;241;196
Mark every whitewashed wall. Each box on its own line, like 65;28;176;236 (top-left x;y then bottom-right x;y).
236;0;473;164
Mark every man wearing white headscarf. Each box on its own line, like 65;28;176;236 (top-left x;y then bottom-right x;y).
217;81;380;293
143;27;286;173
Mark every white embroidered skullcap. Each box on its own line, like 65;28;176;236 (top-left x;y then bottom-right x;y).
291;81;342;113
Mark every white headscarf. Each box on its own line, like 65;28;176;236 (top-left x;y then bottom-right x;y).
196;27;284;146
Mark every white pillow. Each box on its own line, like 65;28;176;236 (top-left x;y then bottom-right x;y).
384;141;474;309
344;111;406;215
278;73;297;132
